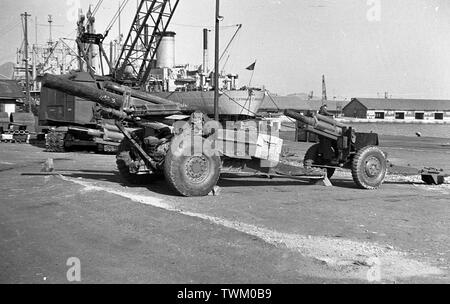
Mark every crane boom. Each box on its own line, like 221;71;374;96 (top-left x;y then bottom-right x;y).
114;0;180;87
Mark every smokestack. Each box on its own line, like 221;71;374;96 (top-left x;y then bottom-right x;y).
156;32;176;68
203;28;209;74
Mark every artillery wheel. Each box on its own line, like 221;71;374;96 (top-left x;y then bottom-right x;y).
351;146;387;190
304;143;336;179
116;139;160;185
164;136;221;197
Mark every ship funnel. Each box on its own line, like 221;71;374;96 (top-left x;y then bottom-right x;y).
156;31;176;68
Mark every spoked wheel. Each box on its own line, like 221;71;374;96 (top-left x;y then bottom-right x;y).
116;139;160;185
351;146;387;190
164;135;221;197
304;143;336;179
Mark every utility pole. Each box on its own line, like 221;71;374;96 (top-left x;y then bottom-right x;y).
214;0;220;121
33;16;38;91
21;12;31;112
35;16;38;45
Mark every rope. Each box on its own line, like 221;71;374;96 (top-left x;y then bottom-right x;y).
265;90;281;112
92;0;104;17
265;90;298;125
220;90;259;117
104;0;130;36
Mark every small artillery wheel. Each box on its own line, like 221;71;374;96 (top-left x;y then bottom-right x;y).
164;135;221;197
351;146;387;190
116;139;160;185
304;143;336;179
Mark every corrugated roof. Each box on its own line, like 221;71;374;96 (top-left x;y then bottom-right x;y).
260;95;349;112
0;80;25;99
348;98;450;111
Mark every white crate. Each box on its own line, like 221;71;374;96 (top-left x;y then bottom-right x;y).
255;134;283;162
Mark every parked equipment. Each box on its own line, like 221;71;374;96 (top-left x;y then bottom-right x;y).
40;71;395;197
286;109;387;189
287;109;448;187
39;73;128;153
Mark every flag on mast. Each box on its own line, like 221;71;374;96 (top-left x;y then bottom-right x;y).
246;61;256;71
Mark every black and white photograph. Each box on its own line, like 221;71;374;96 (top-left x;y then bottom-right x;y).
0;0;449;289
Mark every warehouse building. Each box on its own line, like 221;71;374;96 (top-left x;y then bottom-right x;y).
0;80;25;118
343;98;450;122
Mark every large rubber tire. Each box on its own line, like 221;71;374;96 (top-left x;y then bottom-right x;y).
304;144;335;179
351;146;387;190
164;136;221;197
116;139;159;185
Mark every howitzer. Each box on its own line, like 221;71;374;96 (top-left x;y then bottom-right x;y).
41;73;331;196
285;109;447;187
42;73;400;195
42;73;229;196
285;109;387;189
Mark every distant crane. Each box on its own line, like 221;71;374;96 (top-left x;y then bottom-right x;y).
114;0;180;87
73;0;179;87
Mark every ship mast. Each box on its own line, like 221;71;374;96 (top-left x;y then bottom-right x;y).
21;12;31;112
322;74;328;105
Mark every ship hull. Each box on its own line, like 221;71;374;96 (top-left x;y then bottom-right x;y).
151;90;265;117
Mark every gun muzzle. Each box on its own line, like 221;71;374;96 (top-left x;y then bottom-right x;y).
284;109;344;136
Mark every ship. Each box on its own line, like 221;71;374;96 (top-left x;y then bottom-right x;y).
127;28;265;118
153;89;264;117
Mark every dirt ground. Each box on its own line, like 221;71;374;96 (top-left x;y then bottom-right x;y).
0;135;449;284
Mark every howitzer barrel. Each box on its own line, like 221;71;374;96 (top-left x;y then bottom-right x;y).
285;109;315;126
284;109;344;137
315;113;347;129
42;74;124;110
98;108;131;121
103;82;174;105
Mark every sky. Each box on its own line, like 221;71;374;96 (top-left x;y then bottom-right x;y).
1;0;450;99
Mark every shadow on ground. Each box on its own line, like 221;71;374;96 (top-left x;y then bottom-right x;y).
21;169;425;198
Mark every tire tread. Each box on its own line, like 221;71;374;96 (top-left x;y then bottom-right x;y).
351;146;387;190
